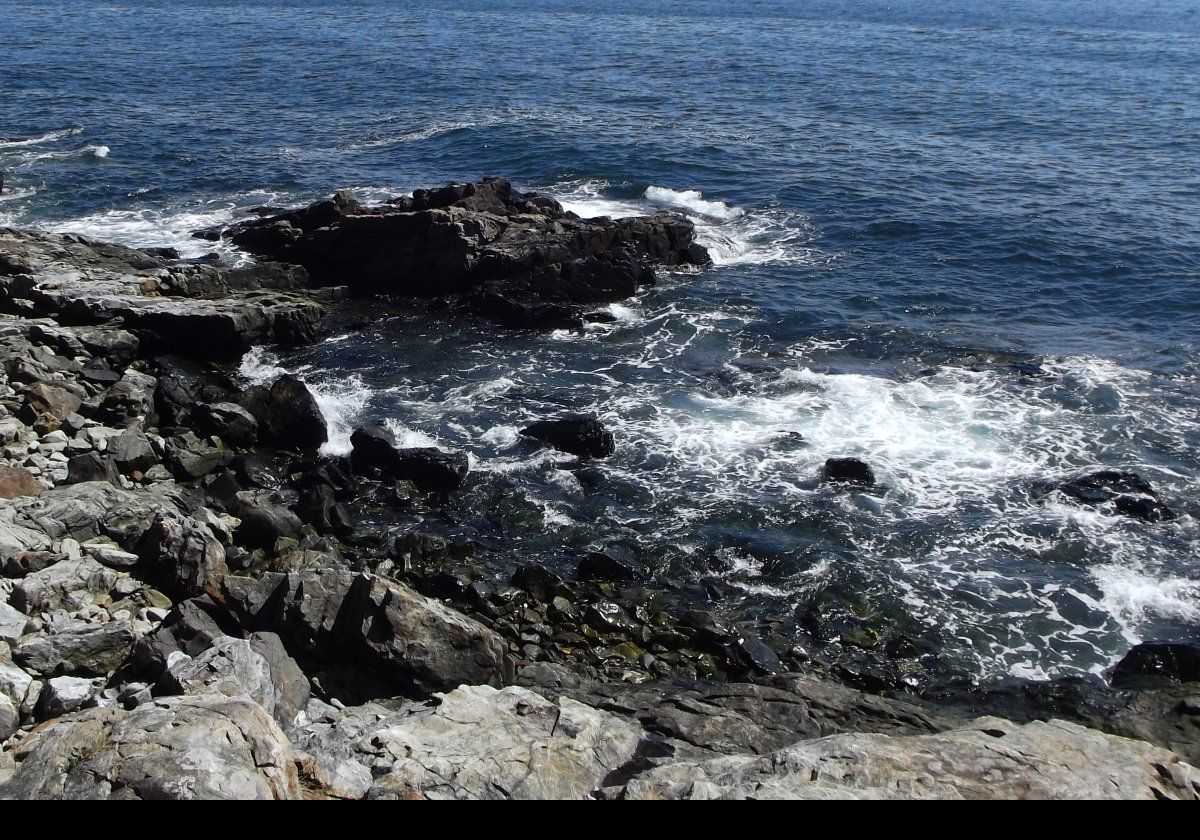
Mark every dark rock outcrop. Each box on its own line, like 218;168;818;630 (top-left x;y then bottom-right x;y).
239;374;328;451
349;422;468;492
207;177;709;327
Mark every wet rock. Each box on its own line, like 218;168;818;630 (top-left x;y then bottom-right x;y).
511;563;569;602
350;422;468;492
578;546;648;582
623;716;1200;800
0;695;302;800
0;466;42;500
1111;643;1200;690
822;457;876;486
1051;470;1176;522
293;484;352;535
240;374;328;451
521;415;615;459
216;178;709;325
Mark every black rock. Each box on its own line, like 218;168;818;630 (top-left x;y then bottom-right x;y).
522;415;615;459
1051;470;1175;522
107;428;157;474
511;563;569;602
293;484;352;535
65;452;121;486
1111;642;1200;690
235;504;304;552
240;374;328;451
578;546;648;582
349;422;468;492
193;402;259;448
822;457;876;486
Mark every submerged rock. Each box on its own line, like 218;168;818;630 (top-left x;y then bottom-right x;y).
521;414;615;459
822;458;876;486
1050;470;1176;522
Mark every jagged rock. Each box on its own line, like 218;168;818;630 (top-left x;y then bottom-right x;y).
160;633;309;729
0;466;42;500
0;229;324;361
64;452;121;485
0;601;29;645
221;569;507;699
15;620;136;677
293;685;646;800
0;693;16;741
623;716;1200;800
35;675;102;718
240;374;327;450
121;596;237;682
549;674;950;757
194;402;258;448
95;369;156;427
11;556;121;614
216;178;709;329
823;457;876;485
293;484;352;535
106;427;156;474
349;422;468;492
522;415;615;459
134;510;227;601
234;503;303;552
20;383;82;434
0;695;303;800
165;431;234;480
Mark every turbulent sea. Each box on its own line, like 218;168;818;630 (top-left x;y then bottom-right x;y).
2;0;1198;685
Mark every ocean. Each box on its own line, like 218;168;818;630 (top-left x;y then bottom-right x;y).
2;0;1197;685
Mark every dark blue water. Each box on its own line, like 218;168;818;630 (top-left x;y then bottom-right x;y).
3;0;1198;683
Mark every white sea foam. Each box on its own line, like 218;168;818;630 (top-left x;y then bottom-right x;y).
0;127;84;149
549;179;824;268
238;346;373;456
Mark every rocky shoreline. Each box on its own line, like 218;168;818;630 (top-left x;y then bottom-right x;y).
0;178;1196;799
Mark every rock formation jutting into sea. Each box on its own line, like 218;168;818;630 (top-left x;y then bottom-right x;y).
0;179;1196;800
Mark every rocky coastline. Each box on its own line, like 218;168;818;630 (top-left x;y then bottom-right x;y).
0;178;1196;800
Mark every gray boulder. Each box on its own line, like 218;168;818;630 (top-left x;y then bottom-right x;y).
222;570;507;699
294;685;646;800
15;620;136;678
160;633;310;729
623;716;1200;800
0;695;302;800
